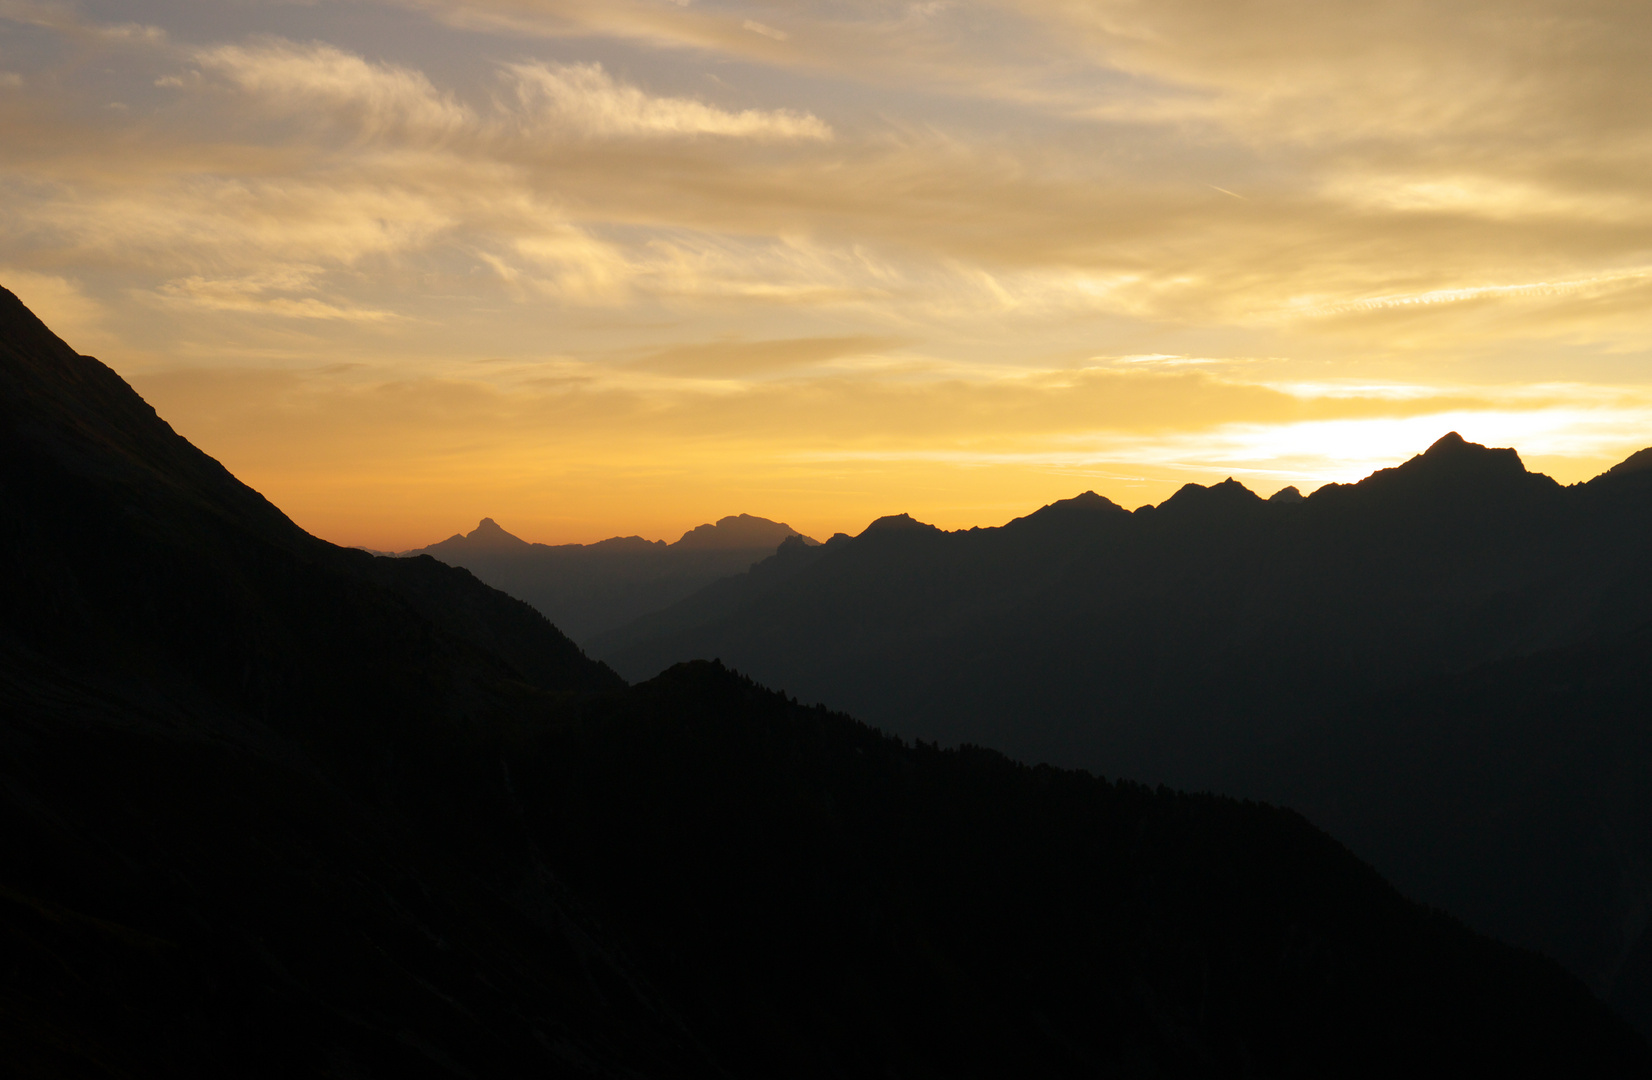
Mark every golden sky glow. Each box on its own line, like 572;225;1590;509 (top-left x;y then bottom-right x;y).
4;0;1651;548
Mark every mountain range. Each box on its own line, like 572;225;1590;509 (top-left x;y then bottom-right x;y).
587;430;1652;1027
395;514;817;642
4;286;1649;1074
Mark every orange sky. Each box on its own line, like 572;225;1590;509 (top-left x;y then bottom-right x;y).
4;0;1651;548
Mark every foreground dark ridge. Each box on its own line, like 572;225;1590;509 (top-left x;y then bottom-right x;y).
1;285;1647;1077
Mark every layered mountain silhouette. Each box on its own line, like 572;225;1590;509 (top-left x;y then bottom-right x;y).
596;432;1652;739
399;513;816;642
3;283;1649;1075
590;429;1652;1027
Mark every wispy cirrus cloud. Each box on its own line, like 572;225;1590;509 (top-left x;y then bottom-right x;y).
191;42;831;144
194;40;475;139
155;268;402;322
0;0;166;44
504;60;829;141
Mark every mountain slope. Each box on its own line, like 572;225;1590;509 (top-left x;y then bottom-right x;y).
589;429;1652;1024
0;286;697;1077
2;284;1648;1076
593;433;1651;784
529;661;1649;1078
1245;614;1652;1027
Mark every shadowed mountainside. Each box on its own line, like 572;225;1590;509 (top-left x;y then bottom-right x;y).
595;434;1652;758
400;514;817;643
3;284;1649;1076
590;432;1652;1026
1247;617;1652;1029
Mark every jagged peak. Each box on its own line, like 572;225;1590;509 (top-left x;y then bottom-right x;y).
672;513;812;550
1426;430;1469;454
1420;431;1524;469
1159;476;1263;513
1048;490;1125;513
860;513;941;536
463;517;531;548
1011;490;1127;529
1307;433;1557;505
1385;432;1529;484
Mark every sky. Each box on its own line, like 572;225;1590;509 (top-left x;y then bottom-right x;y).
3;0;1651;548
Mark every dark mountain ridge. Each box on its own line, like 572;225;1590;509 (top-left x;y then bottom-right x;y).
594;430;1649;776
3;284;1649;1075
589;427;1652;1025
401;514;818;642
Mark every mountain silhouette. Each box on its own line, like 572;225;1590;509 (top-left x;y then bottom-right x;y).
440;514;532;550
1607;445;1652;477
3;283;1649;1075
591;431;1652;1026
400;513;816;642
595;430;1650;763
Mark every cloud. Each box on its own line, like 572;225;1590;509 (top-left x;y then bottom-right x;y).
155;269;401;321
1292;267;1652;320
504;61;830;140
196;40;474;139
24;172;460;270
741;20;787;42
392;0;805;64
488;222;637;303
0;0;166;44
627;335;906;378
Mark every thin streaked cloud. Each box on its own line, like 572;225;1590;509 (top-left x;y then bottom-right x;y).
505;60;830;140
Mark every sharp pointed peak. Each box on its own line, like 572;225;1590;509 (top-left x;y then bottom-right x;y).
1425;431;1470;454
1160;477;1262;511
444;517;529;549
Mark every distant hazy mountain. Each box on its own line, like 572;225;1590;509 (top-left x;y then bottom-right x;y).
401;513;817;642
7;284;1646;1074
591;432;1652;1026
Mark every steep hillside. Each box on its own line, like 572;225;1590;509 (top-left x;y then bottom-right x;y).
2;285;1646;1077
